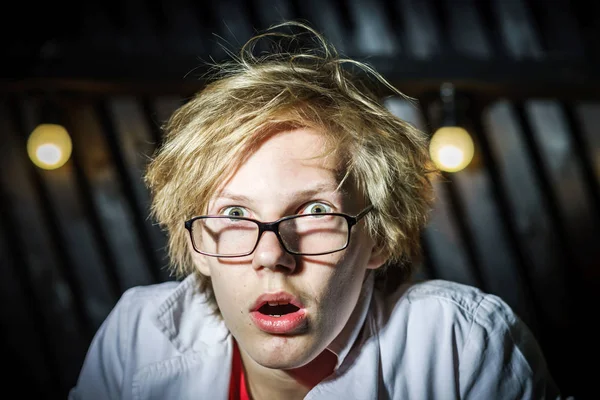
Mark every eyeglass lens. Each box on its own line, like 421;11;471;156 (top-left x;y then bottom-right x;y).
192;214;349;256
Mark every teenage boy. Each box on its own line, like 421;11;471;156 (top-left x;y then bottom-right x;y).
70;22;560;400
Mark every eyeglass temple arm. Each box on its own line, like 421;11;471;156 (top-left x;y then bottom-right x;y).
355;205;374;221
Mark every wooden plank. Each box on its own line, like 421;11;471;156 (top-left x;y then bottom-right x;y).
567;100;600;398
567;103;600;219
521;98;599;400
295;0;352;55
441;0;491;58
522;100;600;392
491;0;544;59
0;99;92;391
526;100;600;283
65;98;154;289
441;0;537;324
107;97;172;281
570;1;600;68
385;97;477;286
451;164;534;325
0;208;54;393
395;0;442;59
347;0;400;56
575;103;600;184
508;101;596;395
19;96;118;330
439;0;538;324
527;0;585;58
482;101;570;325
425;179;480;287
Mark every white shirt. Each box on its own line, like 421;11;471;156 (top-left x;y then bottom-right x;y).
69;273;561;399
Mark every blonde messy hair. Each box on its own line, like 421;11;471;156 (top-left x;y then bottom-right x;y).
145;21;436;307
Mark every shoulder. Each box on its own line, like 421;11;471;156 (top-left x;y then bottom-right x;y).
371;279;559;398
100;279;183;343
114;279;183;318
89;279;188;361
114;274;228;354
375;279;500;330
89;274;222;368
115;281;181;310
374;278;531;350
403;279;487;308
391;279;531;352
112;275;215;325
109;275;221;347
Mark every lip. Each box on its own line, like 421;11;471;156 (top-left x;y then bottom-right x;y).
251;291;305;311
250;292;307;334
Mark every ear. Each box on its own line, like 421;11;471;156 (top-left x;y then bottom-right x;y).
366;245;387;270
187;237;212;276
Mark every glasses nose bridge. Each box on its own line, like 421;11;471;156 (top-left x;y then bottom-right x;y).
261;219;280;233
256;219;288;251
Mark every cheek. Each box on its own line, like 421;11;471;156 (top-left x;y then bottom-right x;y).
312;245;370;323
324;265;365;307
209;265;248;319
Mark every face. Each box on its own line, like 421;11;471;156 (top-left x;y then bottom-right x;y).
191;128;385;370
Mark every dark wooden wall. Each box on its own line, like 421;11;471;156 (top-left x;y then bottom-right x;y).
1;0;599;398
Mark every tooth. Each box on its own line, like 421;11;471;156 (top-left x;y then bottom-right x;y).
273;315;281;317
268;302;278;306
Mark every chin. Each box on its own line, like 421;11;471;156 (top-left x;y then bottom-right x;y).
248;335;320;370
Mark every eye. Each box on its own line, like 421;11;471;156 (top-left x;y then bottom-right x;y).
221;206;249;218
302;202;332;215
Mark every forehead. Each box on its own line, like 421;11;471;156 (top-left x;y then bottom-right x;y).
234;128;336;183
209;128;357;208
251;128;334;163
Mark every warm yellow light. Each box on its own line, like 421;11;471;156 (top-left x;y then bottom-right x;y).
36;144;63;165
429;126;474;172
27;124;72;170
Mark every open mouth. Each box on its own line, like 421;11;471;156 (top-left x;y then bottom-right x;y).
258;302;300;317
250;292;307;334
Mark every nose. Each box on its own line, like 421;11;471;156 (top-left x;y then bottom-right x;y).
252;231;296;273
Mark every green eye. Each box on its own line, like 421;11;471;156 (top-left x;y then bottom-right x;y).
310;204;325;213
223;207;246;217
307;203;330;214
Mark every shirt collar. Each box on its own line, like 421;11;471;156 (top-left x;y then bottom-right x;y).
154;274;229;353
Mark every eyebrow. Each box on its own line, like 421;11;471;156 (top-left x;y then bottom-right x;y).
216;182;346;204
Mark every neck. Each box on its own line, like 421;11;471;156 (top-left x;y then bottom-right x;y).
239;348;337;400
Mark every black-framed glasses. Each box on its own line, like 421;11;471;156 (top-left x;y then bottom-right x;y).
185;205;374;257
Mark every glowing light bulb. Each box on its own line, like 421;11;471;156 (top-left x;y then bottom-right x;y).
27;123;72;170
429;126;474;173
36;144;63;165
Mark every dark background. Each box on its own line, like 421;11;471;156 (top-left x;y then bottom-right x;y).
1;0;599;398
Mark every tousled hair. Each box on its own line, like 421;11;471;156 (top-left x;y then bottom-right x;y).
145;21;436;311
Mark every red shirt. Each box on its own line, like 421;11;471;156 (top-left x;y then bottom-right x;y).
229;340;250;400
